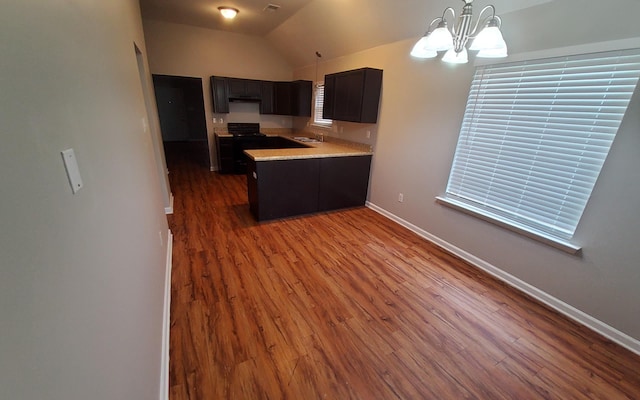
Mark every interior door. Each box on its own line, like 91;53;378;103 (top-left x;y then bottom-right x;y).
155;85;189;141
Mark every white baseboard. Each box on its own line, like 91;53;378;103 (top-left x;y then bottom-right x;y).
366;201;640;356
159;229;173;400
164;193;174;215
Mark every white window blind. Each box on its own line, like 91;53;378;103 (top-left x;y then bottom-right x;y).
313;83;332;126
441;48;640;246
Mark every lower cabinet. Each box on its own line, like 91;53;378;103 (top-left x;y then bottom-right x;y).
247;155;372;221
215;133;234;174
318;156;372;211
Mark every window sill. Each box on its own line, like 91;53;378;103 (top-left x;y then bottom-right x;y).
310;122;332;129
435;196;582;255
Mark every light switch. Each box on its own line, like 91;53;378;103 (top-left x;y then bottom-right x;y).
61;148;84;194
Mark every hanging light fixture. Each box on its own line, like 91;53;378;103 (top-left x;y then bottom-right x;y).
410;0;507;64
218;6;239;19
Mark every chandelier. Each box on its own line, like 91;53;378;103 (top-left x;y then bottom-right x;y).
411;0;507;64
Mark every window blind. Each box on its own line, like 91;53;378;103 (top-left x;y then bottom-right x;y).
442;48;640;242
313;83;332;126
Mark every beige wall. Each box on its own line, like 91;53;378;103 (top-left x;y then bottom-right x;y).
0;0;169;398
293;0;640;347
142;19;295;168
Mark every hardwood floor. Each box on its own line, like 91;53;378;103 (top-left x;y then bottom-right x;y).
165;142;640;399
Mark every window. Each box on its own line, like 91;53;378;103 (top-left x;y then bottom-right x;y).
438;48;640;252
313;83;332;126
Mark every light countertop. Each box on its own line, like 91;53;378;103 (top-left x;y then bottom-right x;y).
244;137;372;161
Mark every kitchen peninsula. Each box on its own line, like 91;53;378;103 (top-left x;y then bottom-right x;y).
245;137;373;221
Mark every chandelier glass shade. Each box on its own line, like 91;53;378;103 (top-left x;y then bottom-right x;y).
411;0;507;64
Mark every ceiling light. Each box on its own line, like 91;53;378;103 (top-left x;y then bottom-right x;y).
218;6;239;19
411;0;507;64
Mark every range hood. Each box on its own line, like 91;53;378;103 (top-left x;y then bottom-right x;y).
228;96;261;103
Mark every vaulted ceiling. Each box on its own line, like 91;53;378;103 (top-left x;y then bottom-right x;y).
139;0;553;68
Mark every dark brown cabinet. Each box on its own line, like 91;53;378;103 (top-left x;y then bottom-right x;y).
210;76;229;114
323;67;383;123
215;133;234;173
247;155;372;221
210;76;312;116
227;78;261;99
260;81;274;114
318;156;372;211
322;74;336;120
248;159;321;221
292;80;312;117
273;81;293;115
271;80;312;116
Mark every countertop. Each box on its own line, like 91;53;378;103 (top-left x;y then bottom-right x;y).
244;136;372;161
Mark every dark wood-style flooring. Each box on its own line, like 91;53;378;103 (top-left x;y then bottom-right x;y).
165;141;640;399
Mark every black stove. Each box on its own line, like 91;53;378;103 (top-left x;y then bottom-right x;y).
227;122;266;137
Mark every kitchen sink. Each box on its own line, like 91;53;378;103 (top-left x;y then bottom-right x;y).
293;136;321;143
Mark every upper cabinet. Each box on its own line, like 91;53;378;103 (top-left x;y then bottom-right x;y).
273;81;293;115
293;80;312;117
210;76;312;116
260;80;274;114
211;76;229;114
227;78;261;100
323;67;383;123
273;80;312;117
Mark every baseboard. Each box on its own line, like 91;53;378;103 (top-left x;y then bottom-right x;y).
159;229;173;400
164;193;174;215
365;201;640;356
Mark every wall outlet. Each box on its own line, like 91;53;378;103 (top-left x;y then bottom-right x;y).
366;130;371;139
398;193;404;202
213;117;217;123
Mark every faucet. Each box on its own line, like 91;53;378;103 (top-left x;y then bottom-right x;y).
314;131;324;142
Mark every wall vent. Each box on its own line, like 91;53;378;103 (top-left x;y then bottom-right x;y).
263;4;281;12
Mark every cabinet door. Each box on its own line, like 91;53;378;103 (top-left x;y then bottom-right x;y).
252;159;320;221
293;80;312;117
210;76;229;113
260;81;274;114
274;81;293;115
334;70;365;122
227;78;246;98
228;78;262;99
318;156;372;211
215;134;234;173
322;74;336;120
245;79;262;98
358;69;383;123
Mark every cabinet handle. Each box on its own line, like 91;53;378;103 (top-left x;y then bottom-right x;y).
252;171;257;179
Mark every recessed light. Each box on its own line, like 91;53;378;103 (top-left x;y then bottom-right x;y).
218;6;239;19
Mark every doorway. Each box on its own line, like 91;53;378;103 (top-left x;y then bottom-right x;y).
134;45;172;213
152;75;209;168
